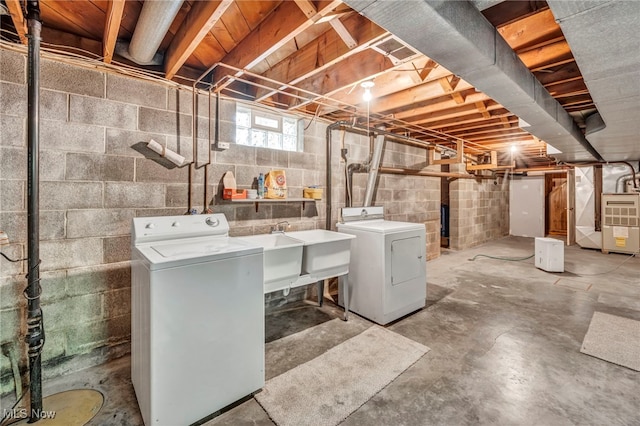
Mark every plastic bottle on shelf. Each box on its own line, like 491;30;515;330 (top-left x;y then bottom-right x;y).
257;173;265;199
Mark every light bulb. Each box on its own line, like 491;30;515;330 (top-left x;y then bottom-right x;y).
361;81;374;102
510;144;518;153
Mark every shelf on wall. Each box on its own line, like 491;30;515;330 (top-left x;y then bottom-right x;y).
224;198;319;212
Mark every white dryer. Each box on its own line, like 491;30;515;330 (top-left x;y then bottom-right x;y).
337;207;426;325
131;214;263;425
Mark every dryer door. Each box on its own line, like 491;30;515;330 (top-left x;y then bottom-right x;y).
390;236;423;285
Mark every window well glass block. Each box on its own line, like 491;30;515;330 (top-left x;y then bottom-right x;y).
283;118;297;135
267;132;282;149
236;108;251;127
251;129;266;147
283;135;297;151
236;127;249;145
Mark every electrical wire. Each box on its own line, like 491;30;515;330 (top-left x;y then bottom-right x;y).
564;251;638;276
0;252;27;263
468;253;534;262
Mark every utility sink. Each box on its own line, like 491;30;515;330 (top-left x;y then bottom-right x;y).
285;230;355;280
237;234;303;293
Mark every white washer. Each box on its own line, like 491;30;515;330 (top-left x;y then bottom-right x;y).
337;207;426;325
131;214;264;425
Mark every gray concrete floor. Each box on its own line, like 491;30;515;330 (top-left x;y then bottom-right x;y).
7;236;640;425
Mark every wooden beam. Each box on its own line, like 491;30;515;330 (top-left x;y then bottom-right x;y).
212;0;342;83
165;0;234;79
329;18;357;49
5;0;27;44
416;59;438;82
294;0;318;20
427;140;464;165
475;101;491;118
467;151;499;171
103;0;125;64
438;75;466;104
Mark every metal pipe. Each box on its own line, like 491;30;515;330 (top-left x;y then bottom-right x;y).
363;133;385;207
379;167;495;180
326;121;350;230
615;164;640;193
26;1;44;420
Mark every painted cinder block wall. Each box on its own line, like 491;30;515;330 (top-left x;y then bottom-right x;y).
0;46;503;393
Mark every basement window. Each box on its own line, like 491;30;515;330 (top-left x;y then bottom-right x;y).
235;105;302;151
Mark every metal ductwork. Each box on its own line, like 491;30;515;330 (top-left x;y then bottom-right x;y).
363;133;385;207
116;0;184;65
547;1;640;162
344;0;603;162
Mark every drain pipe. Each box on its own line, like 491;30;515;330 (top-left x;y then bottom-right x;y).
363;132;385;207
26;1;45;420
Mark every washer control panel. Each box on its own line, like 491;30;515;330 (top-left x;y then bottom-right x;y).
132;213;230;244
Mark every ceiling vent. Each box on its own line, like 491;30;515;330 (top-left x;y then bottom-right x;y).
370;36;420;65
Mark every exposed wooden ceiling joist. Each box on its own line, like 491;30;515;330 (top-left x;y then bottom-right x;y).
103;0;125;64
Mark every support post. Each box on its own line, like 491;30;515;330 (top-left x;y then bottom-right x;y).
26;1;45;421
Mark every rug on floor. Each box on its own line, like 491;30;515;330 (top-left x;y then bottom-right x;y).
581;311;640;371
255;326;430;426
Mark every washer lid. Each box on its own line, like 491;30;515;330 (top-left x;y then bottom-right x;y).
338;219;425;234
136;236;261;269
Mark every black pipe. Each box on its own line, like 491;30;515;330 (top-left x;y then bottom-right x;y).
26;0;45;421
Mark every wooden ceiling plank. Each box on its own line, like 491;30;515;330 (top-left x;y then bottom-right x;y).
519;40;573;69
103;0;125;64
254;13;387;100
40;1;105;40
40;26;103;58
213;0;342;83
289;49;392;108
497;9;562;51
5;0;27;44
165;0;234;79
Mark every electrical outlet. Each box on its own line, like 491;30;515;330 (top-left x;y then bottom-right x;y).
0;231;9;246
217;142;230;150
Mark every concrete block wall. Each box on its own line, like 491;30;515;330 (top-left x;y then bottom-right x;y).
0;48;328;394
448;164;510;250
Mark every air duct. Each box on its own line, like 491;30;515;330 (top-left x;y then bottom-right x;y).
344;0;603;162
116;0;184;65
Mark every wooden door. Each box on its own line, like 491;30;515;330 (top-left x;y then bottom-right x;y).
546;173;568;236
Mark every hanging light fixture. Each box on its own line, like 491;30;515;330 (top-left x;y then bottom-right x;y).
361;81;375;101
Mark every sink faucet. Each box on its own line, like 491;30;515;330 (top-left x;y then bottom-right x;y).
271;221;290;233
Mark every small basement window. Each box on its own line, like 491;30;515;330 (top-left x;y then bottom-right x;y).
235;104;302;151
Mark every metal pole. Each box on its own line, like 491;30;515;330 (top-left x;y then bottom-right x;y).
26;1;45;421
